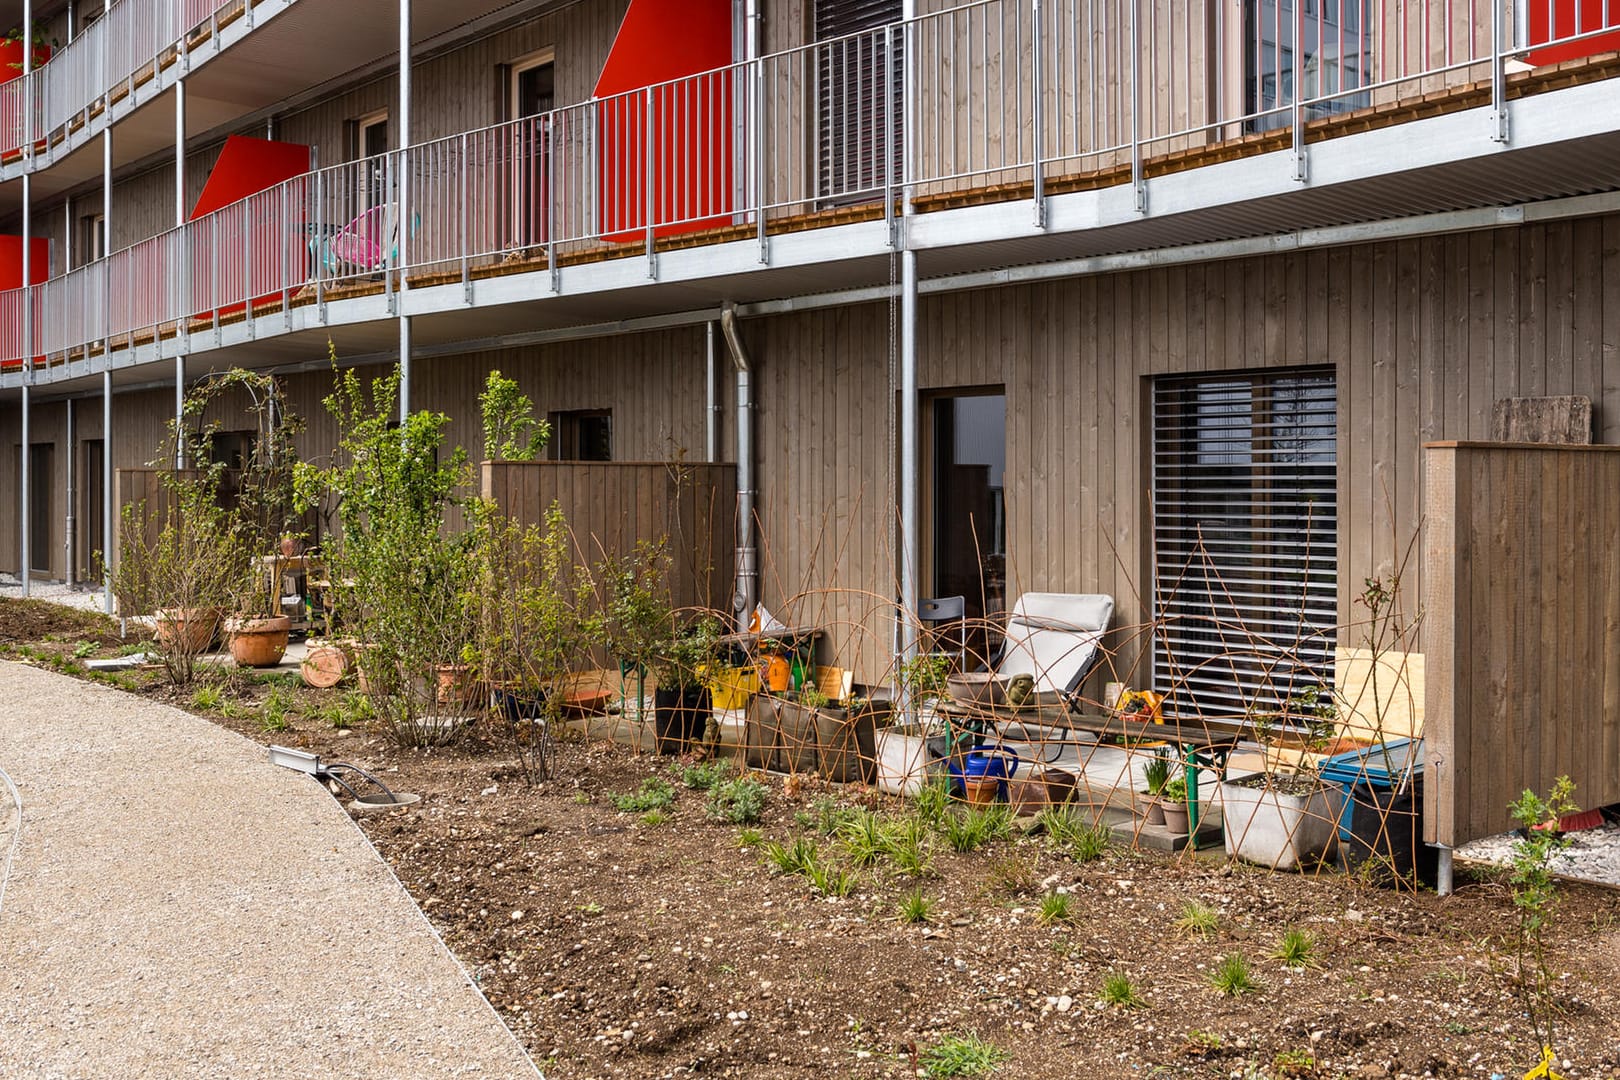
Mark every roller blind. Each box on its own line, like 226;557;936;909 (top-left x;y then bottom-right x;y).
815;0;902;202
1151;370;1338;722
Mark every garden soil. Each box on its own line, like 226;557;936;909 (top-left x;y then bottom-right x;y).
6;620;1620;1079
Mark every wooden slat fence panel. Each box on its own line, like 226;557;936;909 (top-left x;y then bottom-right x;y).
1423;441;1620;847
481;461;737;616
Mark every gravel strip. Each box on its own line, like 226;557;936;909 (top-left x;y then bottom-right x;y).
0;660;542;1079
1457;818;1620;887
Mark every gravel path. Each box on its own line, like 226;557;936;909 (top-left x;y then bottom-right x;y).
0;661;541;1079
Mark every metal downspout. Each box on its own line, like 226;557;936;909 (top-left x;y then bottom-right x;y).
719;304;755;632
898;0;919;663
103;371;113;615
398;0;413;420
705;321;719;462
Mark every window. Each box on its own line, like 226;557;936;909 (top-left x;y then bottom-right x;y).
79;4;104;33
814;0;903;203
930;392;1006;631
1245;0;1372;130
351;110;390;211
506;49;556;249
549;411;612;461
78;213;106;269
1152;370;1337;720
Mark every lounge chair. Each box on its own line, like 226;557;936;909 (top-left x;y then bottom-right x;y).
991;592;1114;707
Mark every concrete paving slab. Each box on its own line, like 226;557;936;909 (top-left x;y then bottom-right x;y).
0;660;541;1079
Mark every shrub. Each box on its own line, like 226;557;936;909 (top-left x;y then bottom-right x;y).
706;776;768;824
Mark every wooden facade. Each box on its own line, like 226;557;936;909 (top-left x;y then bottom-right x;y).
481;460;737;616
1424;442;1620;847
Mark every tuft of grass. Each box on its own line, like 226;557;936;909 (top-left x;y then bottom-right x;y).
1099;970;1145;1008
985;851;1039;896
1175;900;1220;938
945;804;1012;852
1033;805;1083;846
805;856;857;898
705;775;768;824
897;889;934;924
1271;928;1321;970
919;1031;1009;1078
638;809;668;827
811;794;858;836
258;686;293;732
1207;952;1259;997
190;684;224;712
611;777;676;813
736;827;764;848
676;758;733;791
911;775;953;829
1066;820;1112;863
836;810;888;867
1036;891;1074;924
762;836;819;876
71;640;98;659
880;816;934;878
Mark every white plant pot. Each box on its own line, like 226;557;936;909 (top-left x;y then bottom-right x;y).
1220;777;1346;871
874;724;946;796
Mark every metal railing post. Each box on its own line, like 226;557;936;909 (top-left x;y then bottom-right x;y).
280;182;290;318
385;149;396;313
884;25;896;245
244;205;254;338
1291;0;1307;180
1130;0;1144;212
1490;0;1510;142
753;54;766;263
644;85;656;276
459;131;471;301
1031;0;1045;228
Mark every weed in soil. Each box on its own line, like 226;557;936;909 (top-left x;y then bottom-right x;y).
1271;927;1320;969
1176;899;1220;938
1208;952;1260;997
704;775;767;824
897;888;934;924
1037;891;1074;923
920;1031;1008;1078
1100;971;1145;1009
611;777;675;813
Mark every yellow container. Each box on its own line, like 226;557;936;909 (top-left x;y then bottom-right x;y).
709;666;759;711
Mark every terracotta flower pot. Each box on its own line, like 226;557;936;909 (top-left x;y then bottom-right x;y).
154;608;222;654
225;615;292;668
1141;793;1167;827
300;640;353;688
963;775;1001;807
1162;802;1191;835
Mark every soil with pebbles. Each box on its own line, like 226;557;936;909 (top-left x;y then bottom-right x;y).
7;624;1620;1079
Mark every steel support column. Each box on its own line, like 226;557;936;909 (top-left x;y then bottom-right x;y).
103;369;113;615
175;80;188;451
705;321;719;462
65;398;75;587
20;385;31;595
174;356;186;467
397;0;412;420
897;1;919;663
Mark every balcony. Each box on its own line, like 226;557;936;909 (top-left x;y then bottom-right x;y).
3;0;1620;386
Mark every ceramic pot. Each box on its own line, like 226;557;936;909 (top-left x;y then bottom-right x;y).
225;615;292;668
155;607;222;655
1162;801;1191;834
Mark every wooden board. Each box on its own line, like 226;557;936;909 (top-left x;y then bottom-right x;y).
1489;396;1593;443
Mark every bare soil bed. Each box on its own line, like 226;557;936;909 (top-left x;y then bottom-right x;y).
6;619;1620;1080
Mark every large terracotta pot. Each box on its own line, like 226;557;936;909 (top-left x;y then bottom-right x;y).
154;608;222;654
300;640;353;688
225;614;292;668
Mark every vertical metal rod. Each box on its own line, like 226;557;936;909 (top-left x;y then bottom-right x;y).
280;183;290;312
20;385;31;595
884;24;895;242
1435;845;1453;895
1490;0;1509;142
1291;0;1306;178
1031;0;1045;228
1130;0;1143;211
175;80;186;224
103;368;113;615
65;398;75;587
752;55;766;261
174;355;185;468
103;127;111;352
899;1;918;664
399;316;412;421
644;85;656;272
22;0;33;159
459;131;470;295
705;320;719;462
22;173;32;374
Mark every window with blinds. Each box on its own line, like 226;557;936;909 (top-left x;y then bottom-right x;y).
815;0;903;203
1151;370;1338;722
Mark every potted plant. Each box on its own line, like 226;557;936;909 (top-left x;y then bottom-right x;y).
1219;685;1346;871
1160;777;1190;835
1140;753;1171;827
650;615;721;755
775;682;835;774
874;655;952;796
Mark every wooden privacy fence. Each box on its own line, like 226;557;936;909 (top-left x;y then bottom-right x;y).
111;468;194;574
480;461;737;616
1423;442;1620;847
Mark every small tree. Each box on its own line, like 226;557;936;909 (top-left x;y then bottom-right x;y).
295;363;474;746
1508;776;1580;1066
471;502;597;782
597;540;674;717
480;369;550;461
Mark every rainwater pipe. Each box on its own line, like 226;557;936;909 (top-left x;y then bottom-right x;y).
705;321;719;462
719;303;756;632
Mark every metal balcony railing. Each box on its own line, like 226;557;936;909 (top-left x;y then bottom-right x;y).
2;0;1617;373
0;0;253;161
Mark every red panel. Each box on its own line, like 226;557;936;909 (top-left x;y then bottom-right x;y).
1526;0;1620;65
0;235;49;371
189;135;311;319
594;0;735;243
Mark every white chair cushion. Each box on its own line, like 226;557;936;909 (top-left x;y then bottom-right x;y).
995;593;1115;694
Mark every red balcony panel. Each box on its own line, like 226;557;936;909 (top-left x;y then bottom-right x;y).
1526;0;1620;65
189;135;311;319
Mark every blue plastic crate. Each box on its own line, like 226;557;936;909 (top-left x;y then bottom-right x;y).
1318;738;1425;840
